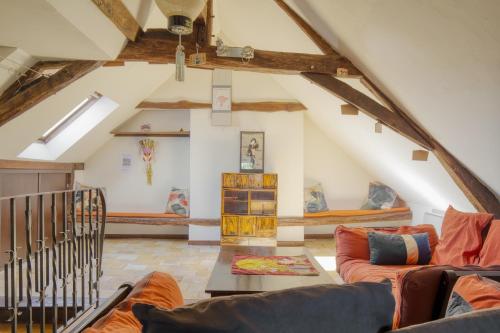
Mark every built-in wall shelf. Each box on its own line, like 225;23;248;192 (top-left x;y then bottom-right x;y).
111;131;190;137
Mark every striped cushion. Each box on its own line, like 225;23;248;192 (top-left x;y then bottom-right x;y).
368;232;431;265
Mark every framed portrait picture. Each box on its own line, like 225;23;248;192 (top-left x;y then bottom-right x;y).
240;131;265;173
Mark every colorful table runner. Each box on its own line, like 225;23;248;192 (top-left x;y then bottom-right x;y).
231;255;320;276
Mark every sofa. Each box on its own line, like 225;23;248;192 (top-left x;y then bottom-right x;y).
82;270;500;333
335;206;500;328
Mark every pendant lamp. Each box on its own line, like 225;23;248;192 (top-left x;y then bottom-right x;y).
155;0;207;81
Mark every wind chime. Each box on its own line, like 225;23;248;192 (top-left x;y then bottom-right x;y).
139;138;156;185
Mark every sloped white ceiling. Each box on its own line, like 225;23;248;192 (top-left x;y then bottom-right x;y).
0;0;130;59
0;63;174;162
215;0;499;208
286;0;500;196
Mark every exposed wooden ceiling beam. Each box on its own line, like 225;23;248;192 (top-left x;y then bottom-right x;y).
91;0;143;41
0;61;72;103
193;0;213;47
205;0;214;47
278;2;499;216
138;100;211;109
433;142;500;217
232;101;306;112
273;0;337;56
0;61;103;127
116;29;362;77
302;72;433;149
111;131;190;138
137;100;307;112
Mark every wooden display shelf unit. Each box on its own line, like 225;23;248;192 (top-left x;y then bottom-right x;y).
221;173;278;246
111;131;190;137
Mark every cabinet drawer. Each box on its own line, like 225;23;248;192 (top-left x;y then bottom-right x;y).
239;216;256;236
263;174;277;188
256;217;277;237
222;216;239;236
223;173;238;188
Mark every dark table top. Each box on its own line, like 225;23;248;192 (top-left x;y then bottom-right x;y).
205;246;336;295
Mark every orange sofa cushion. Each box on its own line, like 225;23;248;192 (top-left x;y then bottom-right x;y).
431;206;493;266
335;224;438;274
304;207;410;218
446;274;500;316
479;220;500;267
84;272;183;333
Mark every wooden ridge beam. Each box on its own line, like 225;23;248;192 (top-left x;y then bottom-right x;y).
136;100;307;112
302;72;433;149
116;29;362;77
91;0;143;41
0;61;103;127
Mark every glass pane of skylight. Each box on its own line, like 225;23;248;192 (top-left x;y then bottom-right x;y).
41;97;91;138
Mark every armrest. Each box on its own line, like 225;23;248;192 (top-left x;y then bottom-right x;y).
395;265;454;328
61;283;134;333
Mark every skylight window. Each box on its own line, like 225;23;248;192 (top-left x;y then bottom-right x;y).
38;92;101;143
19;93;119;161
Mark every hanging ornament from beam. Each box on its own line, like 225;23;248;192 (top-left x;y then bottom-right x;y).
189;43;207;66
375;121;383;133
175;34;185;81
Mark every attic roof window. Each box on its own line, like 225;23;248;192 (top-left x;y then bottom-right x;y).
38;92;102;143
19;92;118;161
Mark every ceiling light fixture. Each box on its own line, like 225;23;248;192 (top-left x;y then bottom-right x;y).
155;0;207;81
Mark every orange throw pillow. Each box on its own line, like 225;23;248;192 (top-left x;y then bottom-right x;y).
431;206;493;266
479;220;500;267
84;271;183;333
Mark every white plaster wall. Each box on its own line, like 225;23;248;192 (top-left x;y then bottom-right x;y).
83;110;190;213
304;115;373;210
189;109;304;241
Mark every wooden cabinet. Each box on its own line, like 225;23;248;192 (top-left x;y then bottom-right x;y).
221;173;277;246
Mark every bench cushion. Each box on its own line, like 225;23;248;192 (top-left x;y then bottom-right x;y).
304;207;410;218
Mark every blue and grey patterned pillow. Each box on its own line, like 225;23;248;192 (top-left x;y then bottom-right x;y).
367;232;431;265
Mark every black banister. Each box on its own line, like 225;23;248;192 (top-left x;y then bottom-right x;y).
0;188;106;333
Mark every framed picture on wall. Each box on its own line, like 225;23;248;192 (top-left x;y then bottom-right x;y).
240;131;265;173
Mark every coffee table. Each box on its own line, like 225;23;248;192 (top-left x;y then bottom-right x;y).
205;246;335;297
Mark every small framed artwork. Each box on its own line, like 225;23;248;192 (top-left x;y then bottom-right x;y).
240;131;265;173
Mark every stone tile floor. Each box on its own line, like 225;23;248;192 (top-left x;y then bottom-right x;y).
0;239;342;332
100;238;343;303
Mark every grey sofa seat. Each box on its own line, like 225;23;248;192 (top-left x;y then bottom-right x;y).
391;308;500;333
